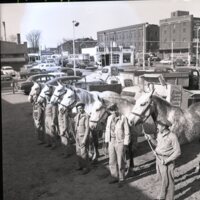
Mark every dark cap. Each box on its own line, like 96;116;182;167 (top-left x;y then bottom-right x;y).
76;102;85;108
108;103;118;111
156;119;172;127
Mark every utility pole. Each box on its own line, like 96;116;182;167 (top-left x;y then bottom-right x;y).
2;21;7;41
196;27;200;67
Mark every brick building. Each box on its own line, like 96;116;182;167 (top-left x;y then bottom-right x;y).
159;10;200;60
58;38;97;54
97;23;159;66
97;23;159;53
1;40;28;71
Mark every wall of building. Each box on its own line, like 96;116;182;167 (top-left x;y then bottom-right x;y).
1;41;28;71
97;23;159;54
159;14;193;51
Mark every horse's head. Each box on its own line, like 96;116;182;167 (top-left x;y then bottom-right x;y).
50;82;68;105
58;86;77;113
128;89;154;126
37;84;54;105
28;82;42;103
89;96;110;130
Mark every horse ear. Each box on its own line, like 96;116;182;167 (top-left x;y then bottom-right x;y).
57;81;63;86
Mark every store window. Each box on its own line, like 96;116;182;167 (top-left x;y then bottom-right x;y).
123;53;131;63
112;54;120;64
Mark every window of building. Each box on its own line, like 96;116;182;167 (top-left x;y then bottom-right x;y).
112;54;120;64
123;53;131;63
164;30;167;34
183;28;186;33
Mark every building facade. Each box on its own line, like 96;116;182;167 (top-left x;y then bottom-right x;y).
1;40;28;71
97;23;159;66
159;10;200;61
58;38;97;55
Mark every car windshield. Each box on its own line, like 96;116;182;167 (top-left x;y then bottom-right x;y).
3;67;13;70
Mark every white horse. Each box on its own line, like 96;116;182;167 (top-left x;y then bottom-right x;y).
28;82;45;104
128;90;200;144
58;85;121;161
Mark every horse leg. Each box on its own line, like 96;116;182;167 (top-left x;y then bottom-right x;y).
91;130;99;163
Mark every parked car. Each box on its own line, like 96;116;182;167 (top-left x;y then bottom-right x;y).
18;74;55;95
1;70;12;81
174;58;186;66
47;76;82;86
154;66;173;73
175;67;199;90
19;68;45;79
48;72;67;78
77;61;87;69
160;59;173;65
32;63;61;72
1;66;16;77
59;67;83;76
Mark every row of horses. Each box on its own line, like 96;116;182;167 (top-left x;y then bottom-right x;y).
28;81;200;171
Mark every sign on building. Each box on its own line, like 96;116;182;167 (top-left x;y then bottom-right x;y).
168;85;182;107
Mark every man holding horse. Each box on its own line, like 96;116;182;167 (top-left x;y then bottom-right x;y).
74;102;91;175
145;119;181;200
105;103;130;188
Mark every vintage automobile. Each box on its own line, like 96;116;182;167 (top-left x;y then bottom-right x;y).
59;67;83;76
175;67;200;90
46;76;82;86
18;74;55;95
32;63;61;72
2;66;16;77
19;68;45;79
1;70;12;81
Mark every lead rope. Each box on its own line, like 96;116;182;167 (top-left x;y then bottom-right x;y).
141;124;165;200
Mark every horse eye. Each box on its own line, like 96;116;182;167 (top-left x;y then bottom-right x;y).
141;102;147;106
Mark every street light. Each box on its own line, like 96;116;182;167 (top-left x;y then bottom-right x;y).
2;21;7;41
72;20;79;76
196;27;200;67
143;23;148;70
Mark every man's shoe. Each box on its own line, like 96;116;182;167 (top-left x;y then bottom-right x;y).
63;154;73;158
76;167;83;171
37;141;45;145
81;168;90;175
51;146;57;150
108;178;118;184
118;181;124;188
44;144;51;148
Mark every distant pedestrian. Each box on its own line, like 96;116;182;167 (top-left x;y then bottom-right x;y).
74;102;90;175
145;119;181;200
105;103;130;188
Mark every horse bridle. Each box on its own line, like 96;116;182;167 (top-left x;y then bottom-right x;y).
90;107;110;124
130;99;153;123
59;88;78;111
52;89;67;104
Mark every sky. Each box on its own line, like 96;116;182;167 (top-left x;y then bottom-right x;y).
0;0;200;48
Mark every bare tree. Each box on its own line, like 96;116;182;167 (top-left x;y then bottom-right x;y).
9;34;17;42
26;30;41;53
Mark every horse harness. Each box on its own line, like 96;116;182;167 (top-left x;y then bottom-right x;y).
130;98;154;123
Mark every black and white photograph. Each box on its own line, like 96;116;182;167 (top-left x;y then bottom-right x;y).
1;0;200;199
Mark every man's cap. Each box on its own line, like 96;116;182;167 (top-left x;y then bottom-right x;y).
156;119;172;127
108;103;118;111
76;102;85;108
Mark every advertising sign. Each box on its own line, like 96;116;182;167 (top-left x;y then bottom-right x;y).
169;85;182;107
